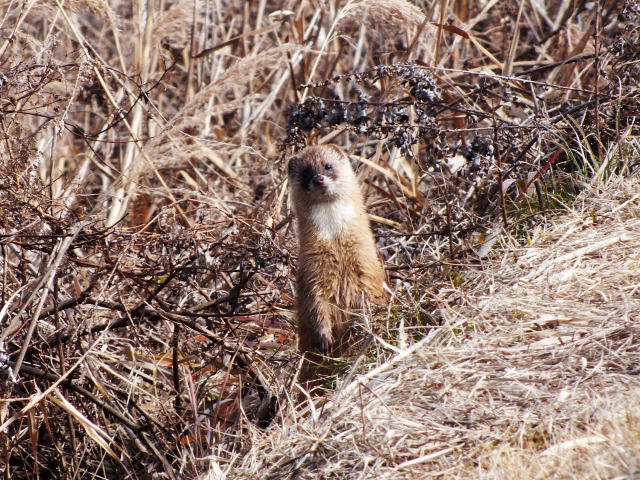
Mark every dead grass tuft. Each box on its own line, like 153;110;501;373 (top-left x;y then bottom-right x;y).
338;0;427;32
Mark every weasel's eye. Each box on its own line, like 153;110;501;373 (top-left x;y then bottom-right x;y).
324;163;333;171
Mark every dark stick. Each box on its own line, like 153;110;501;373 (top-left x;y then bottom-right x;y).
172;323;182;411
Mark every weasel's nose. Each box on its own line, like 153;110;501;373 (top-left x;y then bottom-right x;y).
312;174;325;186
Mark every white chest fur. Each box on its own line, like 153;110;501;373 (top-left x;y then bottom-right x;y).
309;200;358;241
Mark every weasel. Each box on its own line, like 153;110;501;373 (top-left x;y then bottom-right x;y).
287;145;386;391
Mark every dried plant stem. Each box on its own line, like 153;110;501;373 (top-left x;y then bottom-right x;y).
594;0;603;164
492;111;508;229
434;0;449;66
185;0;199;101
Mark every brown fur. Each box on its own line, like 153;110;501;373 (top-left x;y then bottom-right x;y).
288;145;386;393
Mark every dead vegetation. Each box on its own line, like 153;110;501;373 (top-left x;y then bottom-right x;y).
1;0;639;478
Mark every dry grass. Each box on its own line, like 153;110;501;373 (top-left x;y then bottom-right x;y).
1;0;640;478
228;176;640;479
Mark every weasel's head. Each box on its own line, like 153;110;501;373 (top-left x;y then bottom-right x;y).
287;145;357;206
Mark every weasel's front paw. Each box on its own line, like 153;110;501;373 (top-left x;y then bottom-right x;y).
314;326;334;355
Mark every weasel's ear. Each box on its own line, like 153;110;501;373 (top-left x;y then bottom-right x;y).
287;156;298;177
